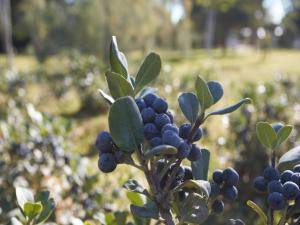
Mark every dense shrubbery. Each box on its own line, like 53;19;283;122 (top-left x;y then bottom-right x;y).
0;76;106;224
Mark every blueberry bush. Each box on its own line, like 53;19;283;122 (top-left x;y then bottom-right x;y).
225;78;300;224
247;121;300;225
95;37;252;225
0;79;105;223
11;187;55;225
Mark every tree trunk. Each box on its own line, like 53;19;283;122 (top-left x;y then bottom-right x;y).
0;0;14;70
204;8;216;53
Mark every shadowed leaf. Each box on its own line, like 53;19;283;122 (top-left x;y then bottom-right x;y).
109;97;144;153
192;149;210;180
178;92;200;124
144;145;177;159
207;81;223;104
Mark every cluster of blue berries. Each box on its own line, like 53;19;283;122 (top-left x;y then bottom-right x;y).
136;93;203;161
254;164;300;210
210;168;240;214
95;131;126;173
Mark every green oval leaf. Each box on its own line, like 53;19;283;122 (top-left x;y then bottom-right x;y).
130;201;159;219
256;122;277;149
16;187;34;210
123;179;147;195
195;76;214;111
178;193;209;224
207;98;252;117
126;192;145;207
34;192;55;224
105;71;134;99
109;97;144;152
191;148;210;180
98;89;114;105
134;53;161;94
246;200;267;225
278;145;300;171
110;36;129;78
35;199;55;224
24;202;43;219
207;81;223;104
173;180;211;199
276;125;293;147
144;145;177;159
178;92;200;124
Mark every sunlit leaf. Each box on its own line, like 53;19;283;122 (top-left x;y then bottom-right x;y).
134;53;161;94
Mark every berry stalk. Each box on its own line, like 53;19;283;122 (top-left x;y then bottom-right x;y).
136;145;176;225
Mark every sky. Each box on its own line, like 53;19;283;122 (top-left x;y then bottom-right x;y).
168;0;292;25
263;0;291;24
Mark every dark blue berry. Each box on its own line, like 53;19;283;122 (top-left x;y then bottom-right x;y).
143;93;157;107
155;113;171;129
210;182;220;198
162;130;183;148
175;166;185;180
281;170;294;184
177;142;191;159
268;192;286;210
161;124;179;135
98;153;117;173
282;181;299;199
192;127;203;141
149;137;162;147
166;111;174;123
222;185;238;201
231;219;245;225
144;123;159;140
254;176;268;192
212;199;224;213
135;98;146;111
152;97;168;113
263;167;280;181
293;164;300;173
271;123;284;133
183;166;193;180
223;168;239;186
179;123;191;139
141;107;156;123
268;180;283;193
291;173;300;186
95;131;113;153
179;123;202;142
213;169;224;184
187;144;202;161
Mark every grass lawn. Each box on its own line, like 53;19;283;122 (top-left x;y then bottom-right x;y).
1;48;300;154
